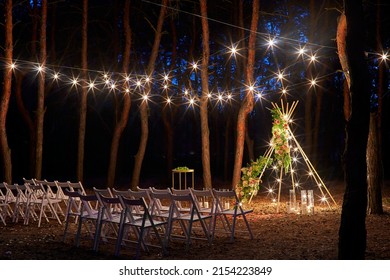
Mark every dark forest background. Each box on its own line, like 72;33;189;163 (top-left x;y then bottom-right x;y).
1;0;389;187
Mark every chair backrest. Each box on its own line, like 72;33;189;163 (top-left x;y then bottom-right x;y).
0;183;7;201
212;189;236;211
117;195;148;224
190;188;215;213
93;187;121;220
2;182;17;203
62;188;82;219
79;194;99;217
113;188;148;214
149;189;172;216
23;178;37;186
34;179;60;200
68;181;87;195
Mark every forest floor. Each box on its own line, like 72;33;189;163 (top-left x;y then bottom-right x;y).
1;180;390;260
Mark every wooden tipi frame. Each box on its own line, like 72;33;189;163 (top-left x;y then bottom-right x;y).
249;100;337;213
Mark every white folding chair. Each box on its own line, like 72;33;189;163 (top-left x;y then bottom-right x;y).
62;188;83;242
149;189;172;220
0;184;8;225
212;189;253;241
113;189;168;258
1;182;15;219
75;194;100;247
12;183;33;224
93;187;122;252
25;183;63;227
189;188;216;237
34;180;66;218
166;193;212;250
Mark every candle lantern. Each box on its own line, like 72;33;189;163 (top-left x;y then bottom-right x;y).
307;190;314;214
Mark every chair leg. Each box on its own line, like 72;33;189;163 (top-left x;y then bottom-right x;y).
75;217;83;247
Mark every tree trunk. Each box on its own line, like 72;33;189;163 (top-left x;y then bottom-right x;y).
365;0;385;215
367;113;383;214
199;0;212;189
0;0;13;183
35;0;47;180
130;0;168;189
107;0;132;188
232;0;259;190
161;15;178;180
77;0;88;182
338;0;370;260
15;73;36;177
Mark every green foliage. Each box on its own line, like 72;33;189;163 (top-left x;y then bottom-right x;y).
237;156;270;202
174;166;190;171
237;106;292;202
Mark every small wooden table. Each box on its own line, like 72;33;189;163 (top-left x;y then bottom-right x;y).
172;169;194;190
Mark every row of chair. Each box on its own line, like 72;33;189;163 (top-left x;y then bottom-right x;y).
0;179;86;227
62;186;253;258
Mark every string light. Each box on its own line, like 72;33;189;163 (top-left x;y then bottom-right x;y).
298;47;305;56
191;62;198;70
267;38;276;48
310;54;317;63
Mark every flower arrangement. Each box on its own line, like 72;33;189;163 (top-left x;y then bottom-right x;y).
237;156;270;202
270;108;291;173
237;107;292;202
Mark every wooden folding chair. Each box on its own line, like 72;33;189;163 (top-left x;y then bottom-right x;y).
212;189;253;241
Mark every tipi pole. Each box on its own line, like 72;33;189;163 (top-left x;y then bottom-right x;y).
287;126;337;207
276;168;283;213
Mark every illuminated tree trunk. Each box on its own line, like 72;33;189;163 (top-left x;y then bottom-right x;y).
199;0;212;189
107;0;132;188
367;113;383;214
338;0;370;259
0;0;13;183
77;0;88;182
232;0;259;190
131;0;168;189
366;0;385;215
35;0;47;180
